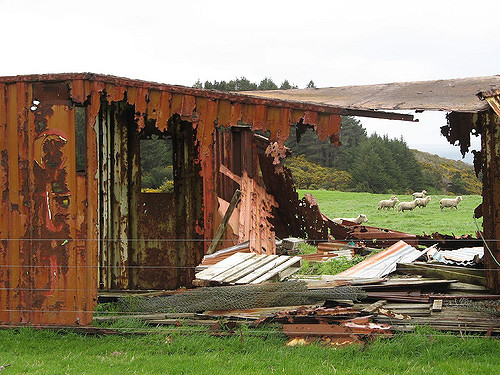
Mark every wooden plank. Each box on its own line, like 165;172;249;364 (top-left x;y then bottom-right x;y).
211;254;269;283
387;324;500;333
382;303;431;310
235;256;291;284
375;316;499;325
364;278;457;289
146;319;253;326
200;304;322;320
432;299;443;312
446;282;488;292
396;263;487;286
250;256;302;284
361;300;387;313
206;189;242;255
195;253;255;280
411;262;485;277
224;255;279;284
202;241;250;261
93;313;168;322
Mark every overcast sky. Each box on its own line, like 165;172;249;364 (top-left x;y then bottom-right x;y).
2;0;499;163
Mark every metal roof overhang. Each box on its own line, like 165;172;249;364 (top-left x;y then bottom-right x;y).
0;73;414;122
243;75;500;113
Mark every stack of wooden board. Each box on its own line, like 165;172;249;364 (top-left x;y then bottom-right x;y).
194;252;302;286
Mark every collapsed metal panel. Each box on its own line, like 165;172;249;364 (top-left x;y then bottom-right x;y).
0;82;97;325
214;128;277;254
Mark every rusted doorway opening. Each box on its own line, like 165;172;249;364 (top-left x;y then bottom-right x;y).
97;102;204;291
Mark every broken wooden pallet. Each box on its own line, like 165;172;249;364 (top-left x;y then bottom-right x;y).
194;252;302;286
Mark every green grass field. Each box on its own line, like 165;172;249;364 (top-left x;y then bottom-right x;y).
0;191;493;374
0;328;498;374
298;190;483;236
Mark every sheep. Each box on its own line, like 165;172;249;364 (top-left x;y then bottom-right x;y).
378;196;399;210
397;200;418;212
440;196;462;210
332;214;368;224
412;190;427;199
415;195;431;208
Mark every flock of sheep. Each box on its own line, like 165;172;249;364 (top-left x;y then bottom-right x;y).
378;190;463;213
332;190;463;225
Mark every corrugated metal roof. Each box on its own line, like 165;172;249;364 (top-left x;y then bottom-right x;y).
333;241;423;280
244;76;500;113
429;247;484;267
0;73;414;121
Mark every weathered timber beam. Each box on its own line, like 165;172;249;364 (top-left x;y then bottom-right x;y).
206;189;242;255
396;263;487;287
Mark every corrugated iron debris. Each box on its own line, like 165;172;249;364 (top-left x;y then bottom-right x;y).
332;241;424;280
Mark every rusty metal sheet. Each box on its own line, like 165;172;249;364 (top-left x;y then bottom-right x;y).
282;322;392;337
0;82;97;326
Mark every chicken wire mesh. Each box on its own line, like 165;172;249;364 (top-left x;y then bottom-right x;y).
116;281;365;314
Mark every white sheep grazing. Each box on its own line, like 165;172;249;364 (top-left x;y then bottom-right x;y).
440;196;462;210
415;195;431;208
412;190;427;199
378;196;399;210
397;200;418;212
332;214;368;224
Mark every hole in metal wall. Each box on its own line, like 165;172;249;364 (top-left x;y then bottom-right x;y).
140;135;174;192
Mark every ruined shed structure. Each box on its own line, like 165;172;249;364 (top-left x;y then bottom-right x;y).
0;73;412;326
247;75;500;293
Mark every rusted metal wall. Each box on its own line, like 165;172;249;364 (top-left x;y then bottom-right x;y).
0;82;97;325
1;73;348;325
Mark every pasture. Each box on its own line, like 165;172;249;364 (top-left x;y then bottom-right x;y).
0;327;498;374
297;190;483;236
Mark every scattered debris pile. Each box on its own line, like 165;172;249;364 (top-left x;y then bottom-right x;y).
96;238;499;346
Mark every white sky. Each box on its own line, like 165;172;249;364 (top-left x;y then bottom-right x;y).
2;0;498;163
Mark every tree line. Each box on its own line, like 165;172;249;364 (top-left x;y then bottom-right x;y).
285;118;425;193
193;77;316;91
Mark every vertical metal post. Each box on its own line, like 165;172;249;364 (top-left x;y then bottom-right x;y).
482;109;500;293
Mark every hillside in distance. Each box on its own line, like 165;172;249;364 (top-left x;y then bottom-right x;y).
410;149;481;195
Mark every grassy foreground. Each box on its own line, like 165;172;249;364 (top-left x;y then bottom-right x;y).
0;328;498;374
298;190;482;236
